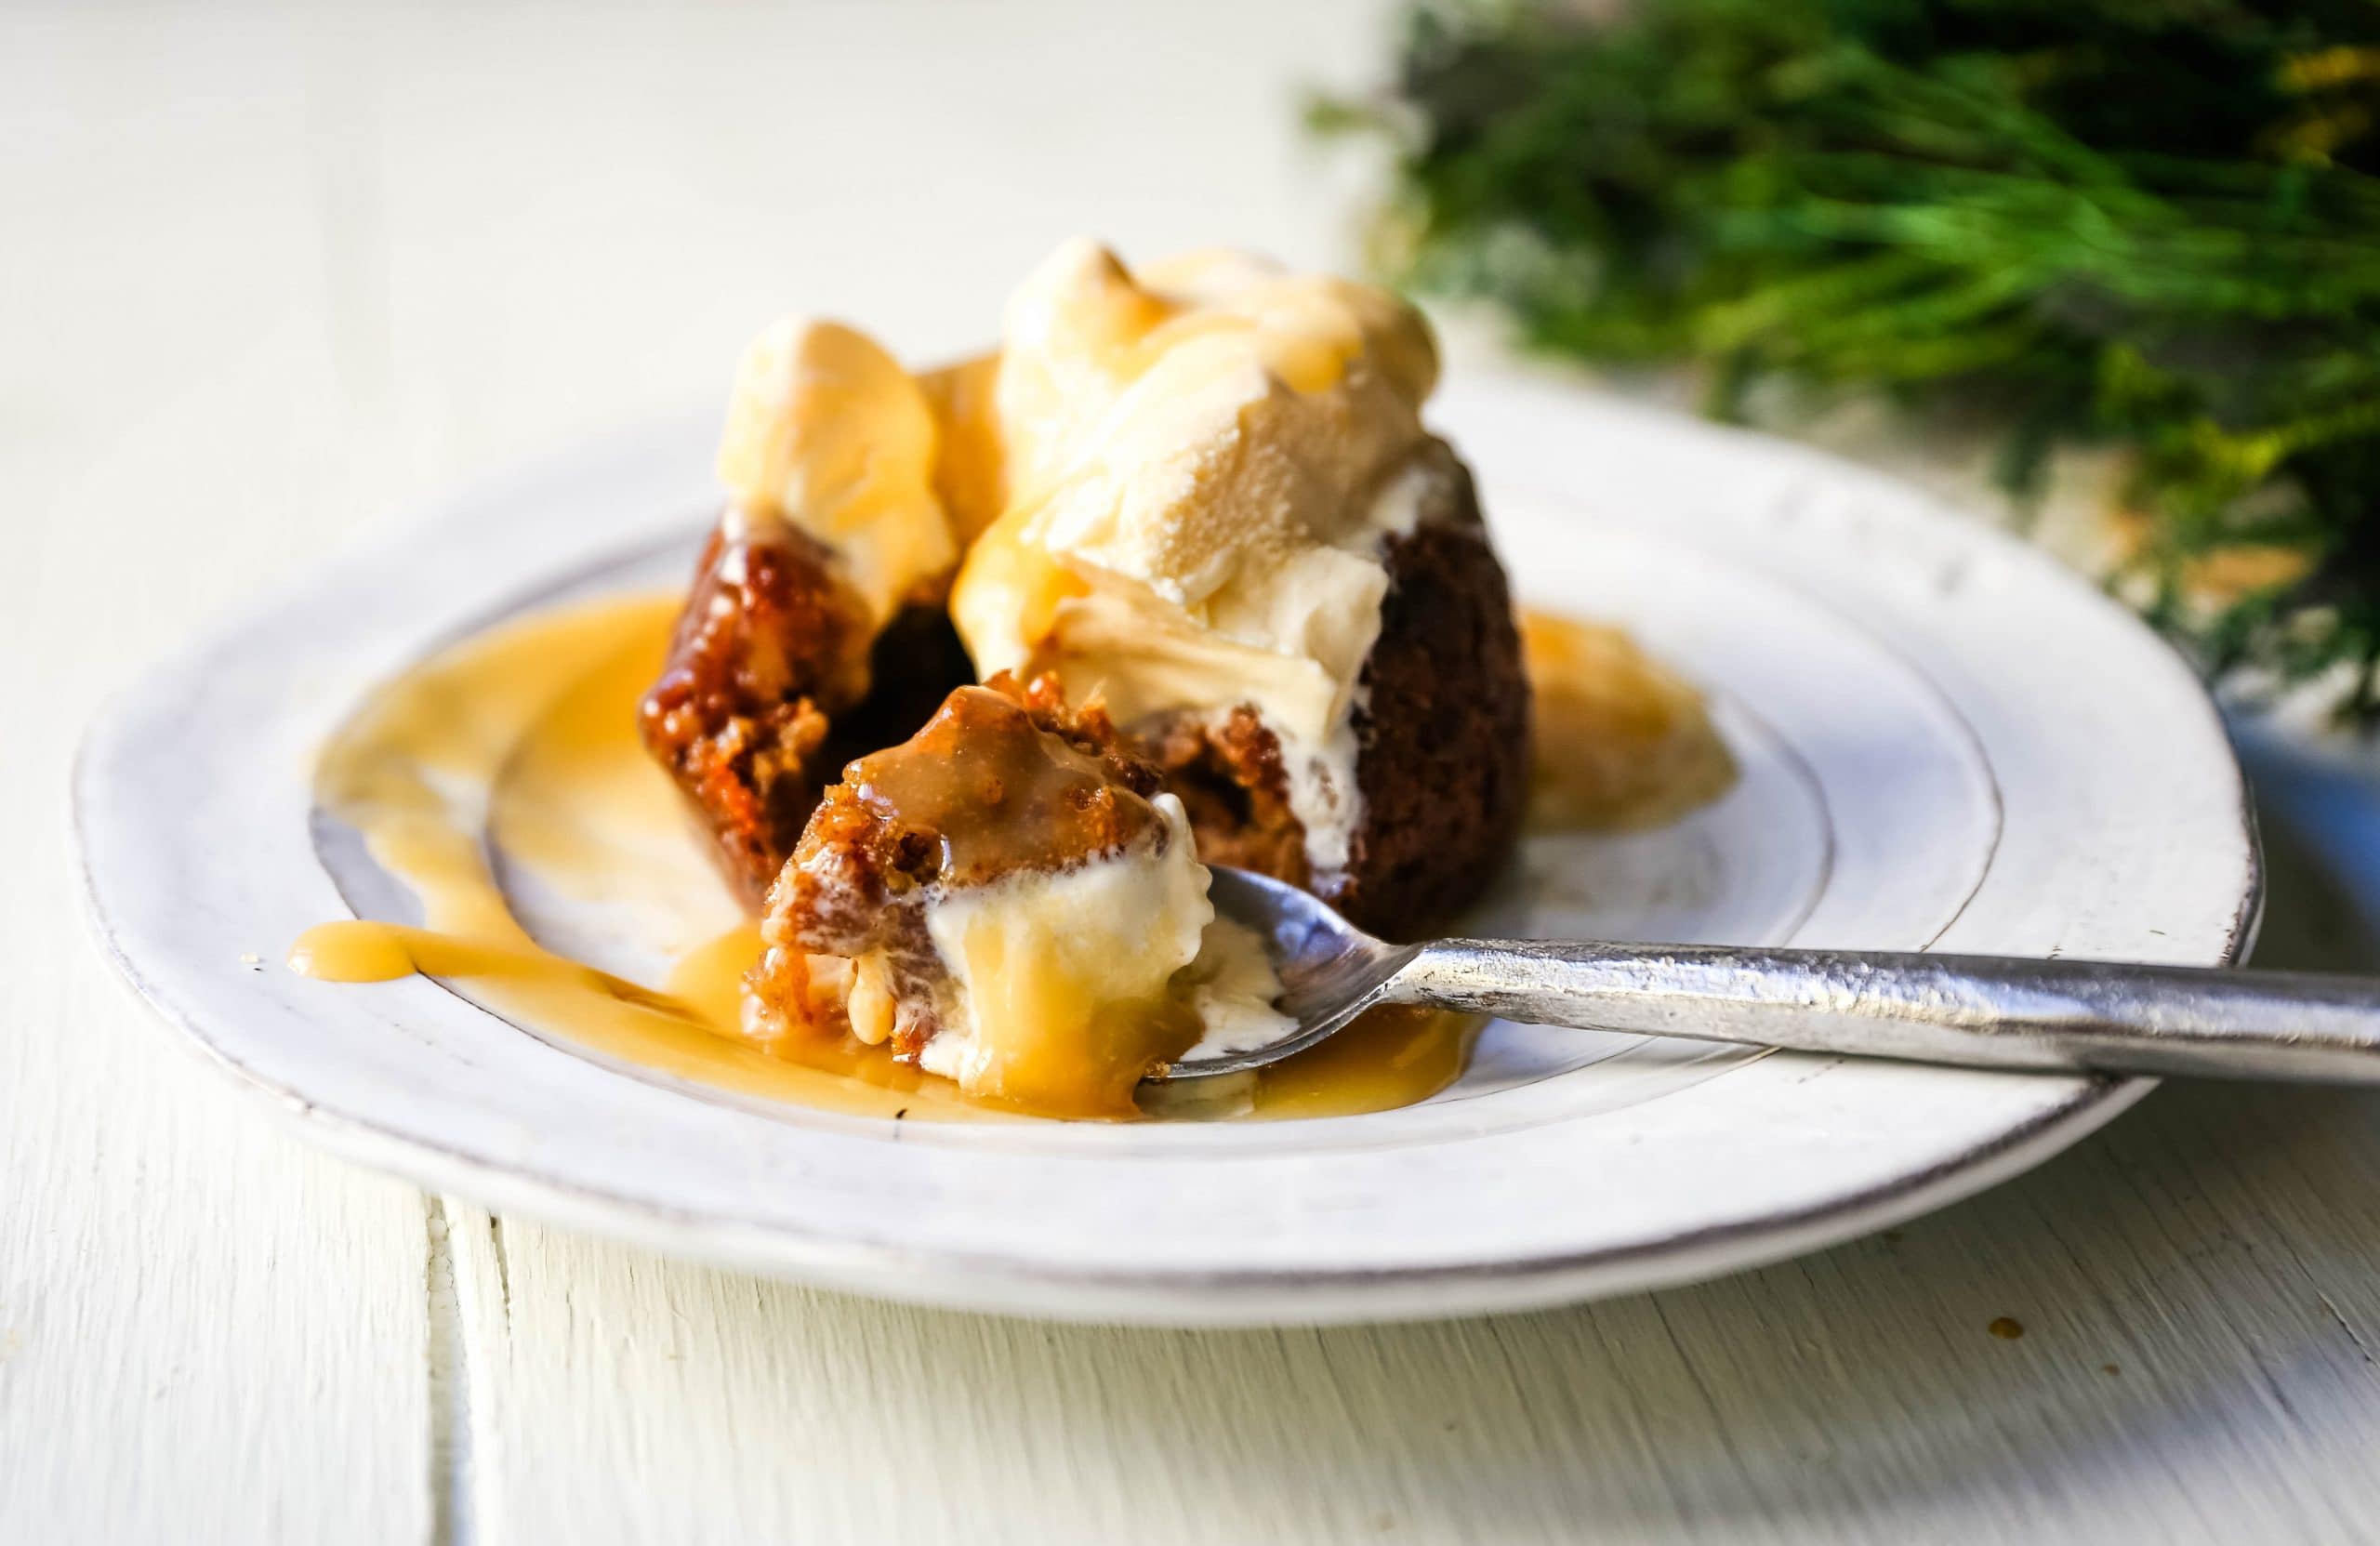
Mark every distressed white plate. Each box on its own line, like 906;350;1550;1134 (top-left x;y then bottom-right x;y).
75;377;2259;1326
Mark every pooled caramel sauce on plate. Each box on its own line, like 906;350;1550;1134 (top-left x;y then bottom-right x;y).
293;596;972;1120
1521;612;1739;832
291;594;1526;1122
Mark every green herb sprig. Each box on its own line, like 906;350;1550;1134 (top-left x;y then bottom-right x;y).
1324;1;2380;715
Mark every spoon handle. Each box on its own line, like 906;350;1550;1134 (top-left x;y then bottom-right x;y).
1387;940;2380;1082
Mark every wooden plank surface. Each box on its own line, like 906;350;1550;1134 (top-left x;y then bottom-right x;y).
13;4;2380;1542
450;1067;2380;1545
0;13;438;1541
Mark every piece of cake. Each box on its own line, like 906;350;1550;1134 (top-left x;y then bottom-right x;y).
750;674;1289;1116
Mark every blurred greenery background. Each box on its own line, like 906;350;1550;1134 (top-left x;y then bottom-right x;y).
1325;0;2380;716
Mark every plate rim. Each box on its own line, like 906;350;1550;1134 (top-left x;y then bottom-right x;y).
73;381;2263;1326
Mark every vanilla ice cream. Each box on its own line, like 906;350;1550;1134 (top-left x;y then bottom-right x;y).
716;316;957;626
947;238;1448;882
895;794;1289;1109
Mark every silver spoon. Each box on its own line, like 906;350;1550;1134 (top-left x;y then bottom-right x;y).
1156;867;2380;1084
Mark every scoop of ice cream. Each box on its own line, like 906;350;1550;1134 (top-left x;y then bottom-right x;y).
947;238;1447;877
716;316;957;627
914;351;1008;547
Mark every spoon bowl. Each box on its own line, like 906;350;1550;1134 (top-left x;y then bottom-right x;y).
1162;868;1421;1079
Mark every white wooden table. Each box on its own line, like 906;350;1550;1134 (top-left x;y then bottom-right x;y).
11;6;2380;1540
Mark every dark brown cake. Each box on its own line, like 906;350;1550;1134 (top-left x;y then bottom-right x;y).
1340;466;1531;936
638;519;972;905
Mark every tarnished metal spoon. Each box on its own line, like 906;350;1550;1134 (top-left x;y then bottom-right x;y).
1153;866;2380;1084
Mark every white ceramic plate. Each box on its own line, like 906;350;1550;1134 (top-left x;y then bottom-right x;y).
75;377;2259;1326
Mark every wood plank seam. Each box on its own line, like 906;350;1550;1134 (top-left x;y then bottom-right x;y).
426;1196;478;1546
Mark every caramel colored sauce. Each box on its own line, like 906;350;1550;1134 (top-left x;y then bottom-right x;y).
296;594;979;1121
1521;611;1739;832
1236;1004;1481;1122
291;593;1476;1122
838;684;1157;884
288;919;416;982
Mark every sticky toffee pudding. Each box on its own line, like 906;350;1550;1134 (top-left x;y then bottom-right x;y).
295;238;1733;1120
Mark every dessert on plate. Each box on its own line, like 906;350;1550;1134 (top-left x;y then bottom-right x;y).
638;237;1534;1111
287;238;1752;1121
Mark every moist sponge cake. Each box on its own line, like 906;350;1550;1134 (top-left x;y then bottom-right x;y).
637;519;971;905
637;521;873;904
